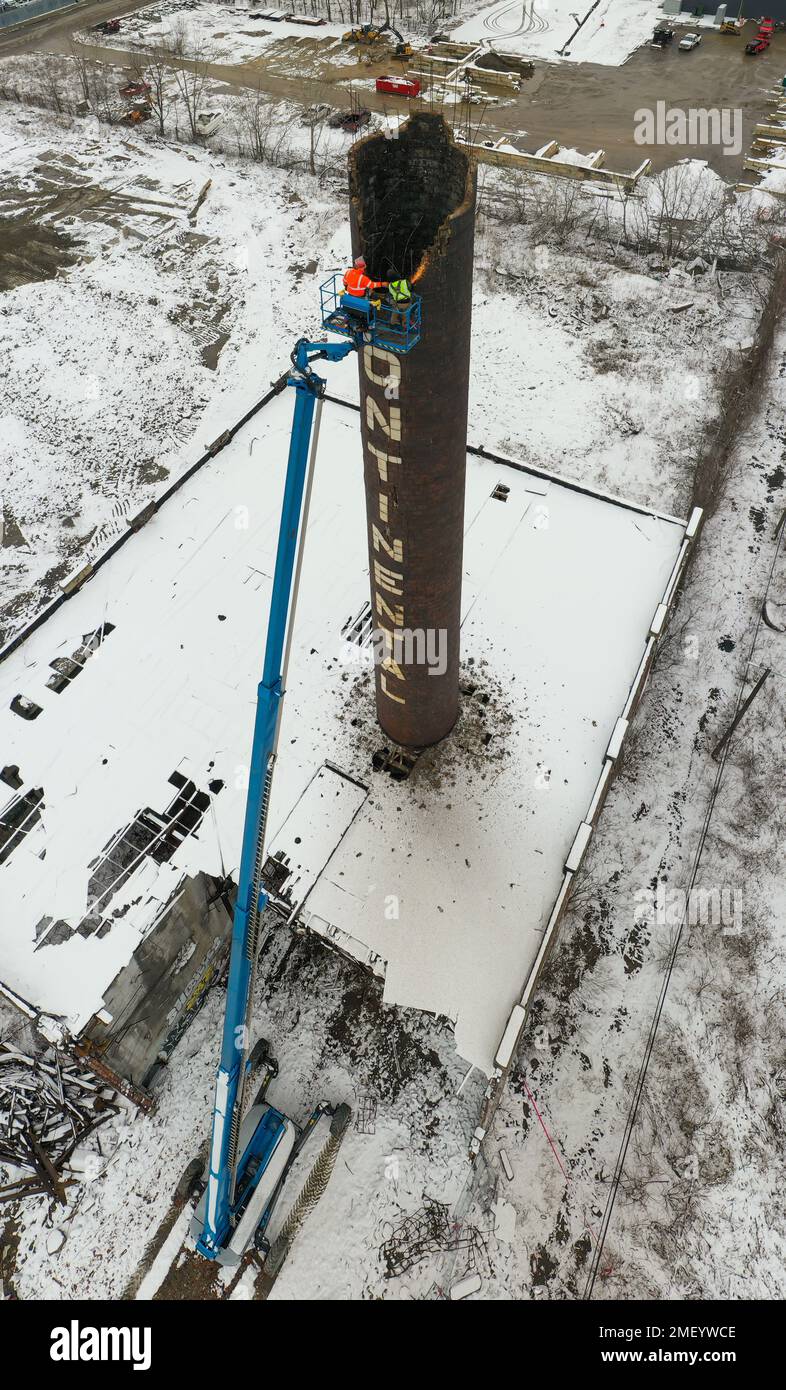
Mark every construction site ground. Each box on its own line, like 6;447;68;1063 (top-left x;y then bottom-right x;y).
2;10;786;1306
2;3;786;176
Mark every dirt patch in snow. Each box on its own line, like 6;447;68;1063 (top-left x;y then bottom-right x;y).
0;212;82;291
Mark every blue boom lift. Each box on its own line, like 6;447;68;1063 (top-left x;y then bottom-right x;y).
187;274;421;1268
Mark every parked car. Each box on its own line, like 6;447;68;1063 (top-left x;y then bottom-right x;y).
375;75;421;97
300;103;331;124
119;81;151;98
746;36;770;53
327;108;371;132
195;111;222;137
93;18;121;33
678;32;701;51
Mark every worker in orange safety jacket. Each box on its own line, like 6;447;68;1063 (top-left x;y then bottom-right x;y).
342;256;388;302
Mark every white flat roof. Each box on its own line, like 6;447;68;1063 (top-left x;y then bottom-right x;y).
0;383;685;1069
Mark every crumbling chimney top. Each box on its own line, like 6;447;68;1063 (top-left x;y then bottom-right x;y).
349;113;474;284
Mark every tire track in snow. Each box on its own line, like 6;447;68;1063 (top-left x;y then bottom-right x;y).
482;1;550;38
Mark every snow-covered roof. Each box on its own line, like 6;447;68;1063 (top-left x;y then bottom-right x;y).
0;385;686;1070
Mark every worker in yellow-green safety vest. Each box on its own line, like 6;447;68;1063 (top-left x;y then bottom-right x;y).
387;277;412;327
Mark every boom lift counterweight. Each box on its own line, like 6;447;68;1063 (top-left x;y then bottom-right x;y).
189;277;421;1269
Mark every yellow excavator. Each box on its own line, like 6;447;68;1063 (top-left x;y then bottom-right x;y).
121;101;152;126
342;21;414;58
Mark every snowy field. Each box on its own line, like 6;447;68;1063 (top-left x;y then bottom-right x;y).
99;2;356;70
0;105;349;644
111;0;667;72
0;107;760;647
471;319;786;1303
451;0;665;66
84;0;668;74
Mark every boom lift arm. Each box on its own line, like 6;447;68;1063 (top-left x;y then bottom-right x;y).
196;338;354;1259
194;280;421;1266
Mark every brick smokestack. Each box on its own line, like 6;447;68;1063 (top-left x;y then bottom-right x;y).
349;113;476;749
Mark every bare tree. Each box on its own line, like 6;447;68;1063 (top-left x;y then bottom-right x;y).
69;42;93;109
632;165;727;262
88;60;118;126
39;54;67;115
146;46;174;137
233;82;277;162
66;47;118;125
164;19;219;141
301;105;328;176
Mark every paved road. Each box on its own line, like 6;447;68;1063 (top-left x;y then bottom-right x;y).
1;5;783;177
0;0;155;53
512;31;786;178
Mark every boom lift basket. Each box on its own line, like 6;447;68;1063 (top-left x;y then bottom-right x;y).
320;272;422;353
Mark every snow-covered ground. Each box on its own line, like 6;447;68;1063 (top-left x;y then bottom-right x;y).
78;0;669;75
0;109;760;646
4;918;483;1301
2;98;786;1302
0;106;348;643
102;0;671;72
451;0;665;67
99;2;356;69
469;315;786;1303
